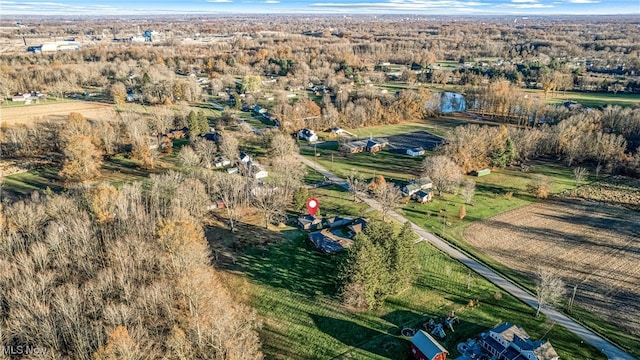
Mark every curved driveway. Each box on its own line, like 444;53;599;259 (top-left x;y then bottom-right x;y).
298;155;636;360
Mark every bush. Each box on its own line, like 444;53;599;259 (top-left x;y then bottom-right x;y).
527;174;552;199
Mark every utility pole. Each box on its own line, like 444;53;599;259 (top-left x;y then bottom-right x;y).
442;202;450;237
568;284;578;312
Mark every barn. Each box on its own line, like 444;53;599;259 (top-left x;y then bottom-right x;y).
410;330;448;360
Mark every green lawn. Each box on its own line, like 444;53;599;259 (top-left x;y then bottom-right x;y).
302;144;426;181
229;186;605;360
3;167;63;196
522;89;640;108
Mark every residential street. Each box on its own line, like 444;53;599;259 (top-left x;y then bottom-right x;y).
298;155;636;360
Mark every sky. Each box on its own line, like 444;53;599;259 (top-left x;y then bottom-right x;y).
1;0;639;15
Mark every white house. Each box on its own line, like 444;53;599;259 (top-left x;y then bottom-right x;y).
251;164;269;179
298;129;318;142
239;152;252;164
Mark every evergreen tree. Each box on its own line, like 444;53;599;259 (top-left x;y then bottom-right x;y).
342;233;388;310
187;110;201;136
342;220;418;310
198;111;209;134
388;222;418;293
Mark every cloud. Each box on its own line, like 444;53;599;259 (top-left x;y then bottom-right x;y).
206;0;233;2
567;0;599;3
22;1;71;6
265;0;280;3
499;2;553;7
511;0;538;2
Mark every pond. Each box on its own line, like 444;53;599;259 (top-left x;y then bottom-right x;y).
426;92;467;113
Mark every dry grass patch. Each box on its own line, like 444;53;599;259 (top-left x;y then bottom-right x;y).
0;101;115;125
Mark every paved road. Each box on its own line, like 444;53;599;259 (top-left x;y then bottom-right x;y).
298;155;636;360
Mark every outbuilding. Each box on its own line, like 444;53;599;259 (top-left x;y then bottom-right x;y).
410;330;448;360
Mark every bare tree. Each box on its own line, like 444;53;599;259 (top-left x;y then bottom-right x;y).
573;167;588;188
270;157;306;202
421;156;463;196
270;132;298;161
374;183;402;221
178;145;201;168
193;138;217;168
251;184;287;229
460;179;476;205
535;269;566;317
219;133;239;165
346;170;367;202
211;173;247;231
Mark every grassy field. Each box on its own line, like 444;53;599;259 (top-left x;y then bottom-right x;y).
523;89;640;108
221;185;605;360
302;143;426;181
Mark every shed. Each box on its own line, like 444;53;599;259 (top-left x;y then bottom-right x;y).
410;330;448;360
226;167;239;174
406;147;425;157
472;168;491;177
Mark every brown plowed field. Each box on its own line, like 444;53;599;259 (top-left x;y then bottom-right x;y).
464;200;640;335
0;101;115;125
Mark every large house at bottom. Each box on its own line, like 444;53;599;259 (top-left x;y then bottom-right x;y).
480;323;559;360
410;330;448;360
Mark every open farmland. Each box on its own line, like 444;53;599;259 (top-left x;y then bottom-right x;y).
464;200;640;341
0;101;115;125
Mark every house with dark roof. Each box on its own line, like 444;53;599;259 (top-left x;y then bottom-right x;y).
239;152;252;164
297;215;322;230
365;138;389;153
308;229;352;254
347;218;368;236
302;217;367;254
413;189;433;203
340;140;367;153
480;323;559;360
324;216;353;229
410;330;448;360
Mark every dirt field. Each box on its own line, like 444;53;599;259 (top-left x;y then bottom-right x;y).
464;200;640;336
0;101;115;125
